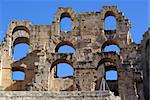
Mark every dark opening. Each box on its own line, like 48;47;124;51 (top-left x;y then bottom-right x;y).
96;59;119;96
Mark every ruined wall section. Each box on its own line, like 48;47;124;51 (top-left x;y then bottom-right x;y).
46;6;138;100
0;5;147;100
140;28;150;100
0;20;51;90
0;20;32;89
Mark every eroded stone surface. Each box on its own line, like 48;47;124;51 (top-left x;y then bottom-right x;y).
0;6;149;100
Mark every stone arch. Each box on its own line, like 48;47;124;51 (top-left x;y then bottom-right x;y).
104;11;117;18
104;64;119;93
96;58;118;70
56;63;74;78
13;37;29;47
55;41;76;53
100;6;131;32
12;37;30;60
8;21;32;36
60;12;72;21
96;59;119;96
60;16;72;31
101;39;121;53
49;59;75;91
50;59;74;73
100;6;119;30
104;16;116;30
12;26;30;45
12;26;30;34
104;65;118;71
11;26;30;60
50;59;74;90
54;7;75;22
59;12;73;32
53;7;75;35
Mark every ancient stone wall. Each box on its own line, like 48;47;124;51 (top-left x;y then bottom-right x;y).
0;6;149;100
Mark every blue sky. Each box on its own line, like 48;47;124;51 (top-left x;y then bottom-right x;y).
0;0;149;80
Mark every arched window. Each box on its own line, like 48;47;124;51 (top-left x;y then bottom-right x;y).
55;41;76;55
102;40;120;53
12;71;25;80
13;43;29;61
96;59;119;96
104;44;120;53
60;17;72;31
58;45;76;55
104;16;116;30
105;70;118;80
105;66;119;96
56;63;74;78
12;26;30;61
12;26;30;34
54;42;75;78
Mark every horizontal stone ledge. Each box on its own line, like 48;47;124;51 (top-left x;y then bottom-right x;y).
0;91;112;97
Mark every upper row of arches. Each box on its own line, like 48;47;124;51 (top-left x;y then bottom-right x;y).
60;15;116;31
59;12;117;31
54;6;130;32
11;12;117;35
12;38;120;61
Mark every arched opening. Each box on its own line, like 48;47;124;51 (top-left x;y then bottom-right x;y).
55;41;76;55
56;63;74;78
96;59;119;96
60;12;72;32
12;37;29;61
13;43;29;61
58;45;76;55
104;16;116;30
49;60;74;91
105;70;118;80
102;40;120;53
12;26;30;34
51;61;74;78
60;17;72;31
104;44;120;53
105;66;119;96
12;71;25;81
12;26;30;61
54;42;75;78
